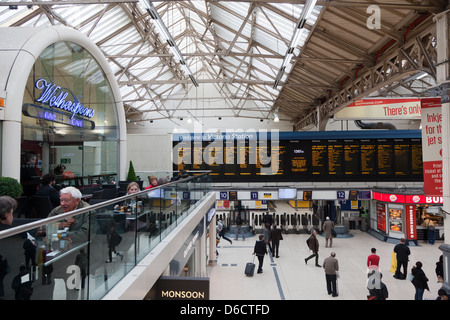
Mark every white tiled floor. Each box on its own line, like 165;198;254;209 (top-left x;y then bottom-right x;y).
207;230;444;300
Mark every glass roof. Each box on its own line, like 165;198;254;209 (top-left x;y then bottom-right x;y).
0;0;322;123
0;0;438;127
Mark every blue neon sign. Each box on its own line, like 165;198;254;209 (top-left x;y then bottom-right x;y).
35;78;95;119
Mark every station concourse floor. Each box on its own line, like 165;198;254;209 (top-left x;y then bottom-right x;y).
207;230;444;300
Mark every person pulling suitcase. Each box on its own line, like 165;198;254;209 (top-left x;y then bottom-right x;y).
253;235;268;274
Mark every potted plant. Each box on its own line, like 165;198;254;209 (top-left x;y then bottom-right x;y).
0;177;23;199
126;161;138;182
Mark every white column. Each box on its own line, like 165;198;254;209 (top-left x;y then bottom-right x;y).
208;214;217;265
434;10;450;293
1;120;21;180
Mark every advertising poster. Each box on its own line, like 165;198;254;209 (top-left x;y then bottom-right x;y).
334;98;421;120
421;97;443;196
376;202;386;233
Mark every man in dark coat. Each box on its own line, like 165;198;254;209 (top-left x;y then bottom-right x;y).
253;235;268;273
305;229;321;267
393;238;410;279
20;153;39;197
269;224;283;258
36;173;60;209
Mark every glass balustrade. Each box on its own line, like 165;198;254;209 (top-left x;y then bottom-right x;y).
0;172;211;300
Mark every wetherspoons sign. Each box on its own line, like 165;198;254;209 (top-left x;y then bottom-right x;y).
35;78;95;119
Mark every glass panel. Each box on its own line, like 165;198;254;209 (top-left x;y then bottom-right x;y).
0;172;211;300
21;41;119;184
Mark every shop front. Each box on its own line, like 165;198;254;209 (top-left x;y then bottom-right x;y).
372;191;444;243
0;27;126;186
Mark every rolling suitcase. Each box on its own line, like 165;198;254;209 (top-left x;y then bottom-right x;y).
245;256;255;276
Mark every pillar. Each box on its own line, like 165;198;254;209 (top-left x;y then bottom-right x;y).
208;214;217;265
1;120;21;180
434;9;450;294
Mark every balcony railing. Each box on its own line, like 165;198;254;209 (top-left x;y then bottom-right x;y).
0;172;211;300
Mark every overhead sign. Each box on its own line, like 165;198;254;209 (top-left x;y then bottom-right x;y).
23;103;95;130
334;98;421;120
146;276;209;300
373;192;442;204
35;78;95;119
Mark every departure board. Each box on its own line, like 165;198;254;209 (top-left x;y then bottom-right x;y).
360;140;377;176
312;141;327;175
173;131;423;182
394;139;410;176
377;140;394;176
289;140;310;176
411;139;423;175
344;140;359;175
327;141;344;176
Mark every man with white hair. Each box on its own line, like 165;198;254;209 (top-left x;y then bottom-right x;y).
323;216;335;248
48;186;91;243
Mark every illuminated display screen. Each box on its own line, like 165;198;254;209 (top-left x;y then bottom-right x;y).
173;131;423;183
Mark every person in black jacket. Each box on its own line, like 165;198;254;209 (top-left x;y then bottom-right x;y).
411;261;429;300
393;238;410;279
253;235;268;274
269;224;283;258
436;255;444;283
36;173;60;209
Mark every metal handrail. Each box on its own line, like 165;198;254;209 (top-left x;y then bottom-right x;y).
0;171;211;240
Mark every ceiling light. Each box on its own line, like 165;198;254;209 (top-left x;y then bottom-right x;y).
273;0;317;89
139;0;198;87
274;115;279;122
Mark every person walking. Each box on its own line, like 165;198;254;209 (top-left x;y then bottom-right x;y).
436;255;444;283
367;248;380;268
393;238;410;280
75;248;88;289
253;235;268;274
323;216;334;248
411;261;429;300
234;212;246;241
217;219;232;245
262;212;273;251
305;229;321;267
323;252;339;297
269;224;283;258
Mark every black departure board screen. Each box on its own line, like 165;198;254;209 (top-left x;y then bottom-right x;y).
173;130;423;183
377;139;394;176
344;140;359;175
312;140;327;176
360;140;377;176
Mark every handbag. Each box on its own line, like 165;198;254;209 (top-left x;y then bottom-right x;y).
390;251;397;273
331;228;337;238
407;273;414;282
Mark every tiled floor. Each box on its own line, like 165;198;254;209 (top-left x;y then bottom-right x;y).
208;230;445;300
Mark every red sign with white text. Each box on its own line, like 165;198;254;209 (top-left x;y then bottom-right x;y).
405;205;417;240
373;192;442;204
